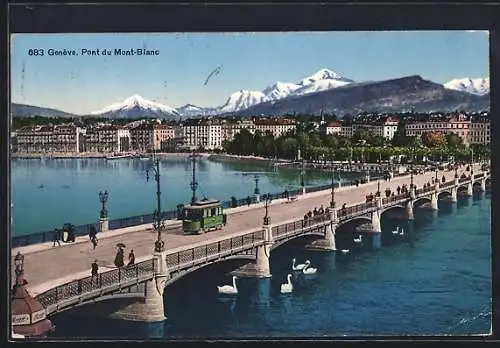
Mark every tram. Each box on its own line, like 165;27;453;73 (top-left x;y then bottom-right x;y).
180;198;227;235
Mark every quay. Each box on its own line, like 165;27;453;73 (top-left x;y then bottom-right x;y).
11;163;489;323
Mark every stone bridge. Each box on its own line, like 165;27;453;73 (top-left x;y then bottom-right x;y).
32;170;490;322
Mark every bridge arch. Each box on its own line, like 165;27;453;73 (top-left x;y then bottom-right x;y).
380;205;406;216
337;216;372;233
271;230;326;251
165;254;256;287
438;190;452;199
413;197;431;209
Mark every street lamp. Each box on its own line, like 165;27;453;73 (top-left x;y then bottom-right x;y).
263;193;272;225
254;175;260;195
98;190;109;219
300;160;305;189
145;156;165;252
377;179;381;197
410;146;415;189
455;166;458;179
190;150;199;205
14;251;24;284
330;157;336;208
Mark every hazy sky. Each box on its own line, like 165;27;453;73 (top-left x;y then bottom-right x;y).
10;31;489;115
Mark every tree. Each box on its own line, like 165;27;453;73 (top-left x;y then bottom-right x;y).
421;132;446;148
445;132;463;149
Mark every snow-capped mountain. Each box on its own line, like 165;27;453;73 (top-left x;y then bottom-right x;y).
90;95;180;119
262;81;301;101
291;78;352;97
443;77;489;95
298;68;352;86
176;104;218;117
218;90;267;114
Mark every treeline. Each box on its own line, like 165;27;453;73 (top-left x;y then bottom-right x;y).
223;127;490;163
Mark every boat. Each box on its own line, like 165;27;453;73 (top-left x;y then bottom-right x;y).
106;153;133;160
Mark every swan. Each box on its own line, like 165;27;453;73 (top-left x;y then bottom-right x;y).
302;260;317;274
340;249;350;254
353;235;363;243
392;227;400;235
292;258;306;271
280;274;293;294
398;228;405;236
217;276;238;295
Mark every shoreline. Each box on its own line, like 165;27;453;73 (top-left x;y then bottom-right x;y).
10;152;211;159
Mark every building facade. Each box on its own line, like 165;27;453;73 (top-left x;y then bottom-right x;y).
253;118;296;138
15;124;85;153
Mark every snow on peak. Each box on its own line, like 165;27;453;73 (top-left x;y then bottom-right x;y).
219;90;267;113
299;68;345;86
443;77;489;95
262;81;301;101
91;95;179;116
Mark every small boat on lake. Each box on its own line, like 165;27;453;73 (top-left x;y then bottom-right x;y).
106;153;133;160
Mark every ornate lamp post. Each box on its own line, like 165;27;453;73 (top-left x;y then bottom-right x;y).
146;156;165;252
377;179;381;197
189;151;198;205
300;159;305;194
263;193;272;225
98;190;109;219
410;146;414;189
455;165;458;179
254;175;260;195
98;190;109;232
330;158;336;209
12;252;53;337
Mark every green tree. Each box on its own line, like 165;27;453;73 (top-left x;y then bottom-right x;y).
445;133;463;149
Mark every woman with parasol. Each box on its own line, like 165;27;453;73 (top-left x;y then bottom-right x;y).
114;243;126;267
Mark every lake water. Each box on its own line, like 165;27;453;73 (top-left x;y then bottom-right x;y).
11;157;351;236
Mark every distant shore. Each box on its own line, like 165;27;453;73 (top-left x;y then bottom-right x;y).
10;152;211;159
208;153;290;166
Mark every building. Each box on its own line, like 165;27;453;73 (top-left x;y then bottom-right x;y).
15;124;85;153
224;120;256;142
469;117;490;145
253;118;296;138
322;121;342;135
352;116;399;140
340;124;353;138
183;121;224;150
153;124;175;151
84;125;130;153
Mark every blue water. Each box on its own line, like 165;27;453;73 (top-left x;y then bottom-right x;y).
48;192;491;338
11;157;351;236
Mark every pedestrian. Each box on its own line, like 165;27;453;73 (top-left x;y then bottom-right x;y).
52;228;61;247
313;207;318;216
128;249;135;266
91;260;99;285
91;235;98;250
114;247;125;268
246;196;251;207
89;225;97;241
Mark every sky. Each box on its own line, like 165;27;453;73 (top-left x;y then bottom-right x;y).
10;31;489;115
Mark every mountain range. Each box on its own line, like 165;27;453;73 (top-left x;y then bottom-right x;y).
11;68;490;119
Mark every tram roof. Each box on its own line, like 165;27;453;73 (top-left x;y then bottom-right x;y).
184;198;222;209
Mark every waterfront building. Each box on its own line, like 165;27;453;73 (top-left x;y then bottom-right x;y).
15;124;86;153
253;118;296;138
322;121;342;135
223;120;256;142
84;125;130;153
352;116;399;140
183;120;224;150
340;124;353;138
469;116;491;145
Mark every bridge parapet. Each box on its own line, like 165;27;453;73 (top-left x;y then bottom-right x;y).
271;214;330;240
441;180;455;189
35;259;155;314
165;229;265;272
458;177;470;184
415;186;435;196
338;201;377;221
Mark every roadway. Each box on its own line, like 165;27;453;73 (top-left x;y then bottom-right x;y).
12;164;483;294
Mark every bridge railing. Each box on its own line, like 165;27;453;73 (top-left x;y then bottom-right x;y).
473;173;484;179
382;193;408;205
441;180;455;189
338;201;377;220
271;213;330;238
415;186;435;195
458;177;470;183
36;259;155;309
165;229;265;270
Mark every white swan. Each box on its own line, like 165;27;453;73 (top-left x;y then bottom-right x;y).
340;249;350;254
302;260;317;274
292;258;306;271
353;235;363;243
392;227;400;235
280;274;293;294
217;276;238;295
399;228;405;236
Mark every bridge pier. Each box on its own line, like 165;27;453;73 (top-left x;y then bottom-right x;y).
480;179;486;192
466;183;473;196
301;186;306;195
430;193;438;210
110;251;167;322
254;225;272;278
406;200;414;220
99;217;109;232
451;187;457;203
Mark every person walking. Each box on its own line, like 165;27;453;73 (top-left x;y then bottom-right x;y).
91;260;99;285
128;250;135;266
91;234;98;250
52;228;61;247
114;247;125;268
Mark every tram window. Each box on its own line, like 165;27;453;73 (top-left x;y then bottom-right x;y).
211;208;217;216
